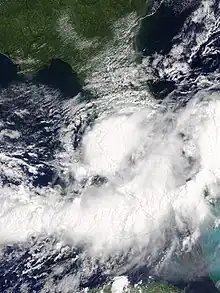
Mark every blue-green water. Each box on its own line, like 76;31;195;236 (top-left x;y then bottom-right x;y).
1;1;220;293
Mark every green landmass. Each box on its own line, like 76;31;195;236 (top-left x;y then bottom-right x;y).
0;0;145;76
0;2;188;293
86;282;184;293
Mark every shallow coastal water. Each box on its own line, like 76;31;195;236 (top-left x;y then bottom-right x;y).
1;1;220;293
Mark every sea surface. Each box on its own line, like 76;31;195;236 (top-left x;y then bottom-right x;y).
1;1;220;292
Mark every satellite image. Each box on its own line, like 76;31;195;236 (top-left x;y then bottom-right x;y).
1;1;220;293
